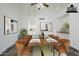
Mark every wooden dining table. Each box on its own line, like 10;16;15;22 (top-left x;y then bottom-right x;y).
28;38;56;47
28;37;66;56
16;35;67;56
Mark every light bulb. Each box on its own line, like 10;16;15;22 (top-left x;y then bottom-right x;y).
41;5;44;8
36;3;44;9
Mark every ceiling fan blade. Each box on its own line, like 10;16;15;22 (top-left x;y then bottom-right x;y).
30;3;37;5
43;3;49;7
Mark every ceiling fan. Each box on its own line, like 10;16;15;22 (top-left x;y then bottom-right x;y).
30;3;49;10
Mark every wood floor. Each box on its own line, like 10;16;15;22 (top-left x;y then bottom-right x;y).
0;45;79;56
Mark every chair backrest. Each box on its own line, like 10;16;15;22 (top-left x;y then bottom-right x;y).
15;35;32;55
57;38;70;53
22;35;32;46
57;38;69;44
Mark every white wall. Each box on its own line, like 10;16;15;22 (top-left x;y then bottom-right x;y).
20;3;68;36
62;3;79;50
55;13;69;39
54;4;79;50
1;3;79;54
0;3;21;54
52;4;69;39
69;7;79;49
69;13;79;49
52;3;79;50
0;3;73;54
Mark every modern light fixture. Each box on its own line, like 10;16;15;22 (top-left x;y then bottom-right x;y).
66;4;78;13
37;3;44;10
30;3;49;10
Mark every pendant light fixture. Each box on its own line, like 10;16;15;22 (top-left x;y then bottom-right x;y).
66;4;78;13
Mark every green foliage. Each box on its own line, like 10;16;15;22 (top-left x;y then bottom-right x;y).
20;29;27;38
62;22;69;29
60;22;69;33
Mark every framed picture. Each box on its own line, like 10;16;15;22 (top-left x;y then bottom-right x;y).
4;16;11;34
11;20;18;33
4;16;17;35
40;22;47;31
40;22;52;31
48;22;52;32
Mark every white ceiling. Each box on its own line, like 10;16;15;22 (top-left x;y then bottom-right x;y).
18;3;70;20
21;3;69;9
21;3;69;15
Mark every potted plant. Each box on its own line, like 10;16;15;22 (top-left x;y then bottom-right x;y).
20;29;27;39
60;22;69;34
63;22;69;33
